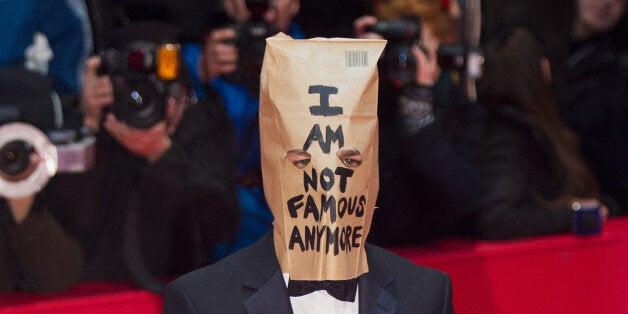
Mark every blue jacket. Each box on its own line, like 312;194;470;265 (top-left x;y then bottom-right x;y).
0;0;88;95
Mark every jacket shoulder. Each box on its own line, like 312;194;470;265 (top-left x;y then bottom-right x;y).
168;242;252;290
163;245;253;313
365;242;453;313
366;243;449;281
366;244;451;295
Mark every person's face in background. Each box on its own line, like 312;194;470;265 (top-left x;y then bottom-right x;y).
574;0;626;39
223;0;300;33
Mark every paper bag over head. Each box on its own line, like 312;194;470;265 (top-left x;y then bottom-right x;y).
259;32;386;281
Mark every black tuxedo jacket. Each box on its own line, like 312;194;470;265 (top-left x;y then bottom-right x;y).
163;233;453;313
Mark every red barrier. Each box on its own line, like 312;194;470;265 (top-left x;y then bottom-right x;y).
0;281;163;314
2;217;627;314
390;217;628;314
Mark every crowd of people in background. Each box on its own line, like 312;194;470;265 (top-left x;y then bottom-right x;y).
0;0;626;294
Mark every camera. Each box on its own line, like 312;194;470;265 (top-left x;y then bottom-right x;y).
99;22;185;129
223;0;279;95
367;16;421;88
436;45;465;71
367;14;483;91
0;105;95;199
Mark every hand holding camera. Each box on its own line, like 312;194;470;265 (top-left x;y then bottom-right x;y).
81;56;114;132
83;21;192;161
1;65;95;200
103;93;186;162
411;37;440;87
355;15;440;88
200;28;239;82
353;15;380;39
81;53;172;161
201;0;278;95
103;113;171;163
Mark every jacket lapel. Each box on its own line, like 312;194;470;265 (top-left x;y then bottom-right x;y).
244;270;293;314
242;233;293;314
359;245;399;314
359;274;398;314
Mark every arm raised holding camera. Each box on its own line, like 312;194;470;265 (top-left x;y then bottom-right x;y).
353;6;487;245
81;56;113;132
102;93;185;163
354;14;440;87
53;40;240;283
199;28;239;82
80;53;185;163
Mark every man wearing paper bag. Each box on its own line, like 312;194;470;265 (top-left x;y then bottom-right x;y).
164;33;453;314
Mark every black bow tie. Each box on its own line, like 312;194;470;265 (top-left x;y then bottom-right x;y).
287;277;359;302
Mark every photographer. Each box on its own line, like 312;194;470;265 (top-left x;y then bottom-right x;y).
0;71;84;293
55;7;240;290
0;1;88;293
191;0;304;259
354;0;487;245
475;27;612;239
558;0;627;214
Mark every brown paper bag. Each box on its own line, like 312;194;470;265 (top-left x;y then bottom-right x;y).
259;33;386;281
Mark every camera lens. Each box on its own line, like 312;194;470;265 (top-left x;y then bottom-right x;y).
0;140;33;177
113;76;166;129
368;17;421;88
384;45;417;88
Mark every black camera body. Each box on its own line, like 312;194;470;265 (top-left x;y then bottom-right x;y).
367;16;421;88
99;22;184;129
368;15;482;89
223;0;278;95
436;45;465;71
